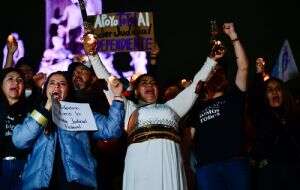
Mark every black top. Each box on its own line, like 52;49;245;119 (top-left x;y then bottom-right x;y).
0;98;32;159
73;79;109;115
189;85;246;165
247;73;266;123
253;107;300;163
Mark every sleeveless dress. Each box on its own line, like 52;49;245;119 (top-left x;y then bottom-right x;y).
88;54;217;190
123;103;187;190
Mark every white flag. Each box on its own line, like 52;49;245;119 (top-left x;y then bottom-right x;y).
271;39;299;82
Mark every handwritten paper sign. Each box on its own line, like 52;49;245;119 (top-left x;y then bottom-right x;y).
52;100;98;131
87;12;155;52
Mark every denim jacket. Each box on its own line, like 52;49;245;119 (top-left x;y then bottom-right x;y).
12;100;124;189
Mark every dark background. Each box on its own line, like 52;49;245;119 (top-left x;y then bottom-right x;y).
1;0;299;88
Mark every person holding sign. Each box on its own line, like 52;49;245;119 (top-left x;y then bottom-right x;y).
12;71;125;189
82;33;222;190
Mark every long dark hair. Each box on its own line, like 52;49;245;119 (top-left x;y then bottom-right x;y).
0;68;25;107
41;71;73;105
263;77;297;118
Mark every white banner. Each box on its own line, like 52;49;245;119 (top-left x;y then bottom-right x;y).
52;99;98;131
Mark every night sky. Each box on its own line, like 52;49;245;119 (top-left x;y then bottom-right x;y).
1;0;299;87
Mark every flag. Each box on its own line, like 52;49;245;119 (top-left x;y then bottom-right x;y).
271;39;299;82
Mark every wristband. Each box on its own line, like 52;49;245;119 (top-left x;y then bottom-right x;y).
31;109;48;127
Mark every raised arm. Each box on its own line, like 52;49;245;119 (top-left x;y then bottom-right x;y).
92;100;125;139
82;34;110;79
166;56;218;117
93;79;125;139
3;34;18;69
88;54;110;80
82;33;117;104
223;23;249;92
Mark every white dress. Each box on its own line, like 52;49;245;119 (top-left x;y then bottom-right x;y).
88;55;217;190
123;103;186;190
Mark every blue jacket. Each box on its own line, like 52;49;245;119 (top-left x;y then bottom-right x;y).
12;100;124;189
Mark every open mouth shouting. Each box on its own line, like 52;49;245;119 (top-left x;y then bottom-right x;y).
51;91;63;101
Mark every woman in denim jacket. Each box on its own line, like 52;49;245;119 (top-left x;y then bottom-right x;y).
12;71;124;189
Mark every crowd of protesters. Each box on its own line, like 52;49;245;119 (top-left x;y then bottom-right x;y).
0;21;299;190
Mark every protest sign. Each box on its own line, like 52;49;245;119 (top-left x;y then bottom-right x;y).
87;12;155;52
52;99;98;131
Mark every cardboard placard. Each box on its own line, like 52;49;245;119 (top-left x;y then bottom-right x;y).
87;12;155;52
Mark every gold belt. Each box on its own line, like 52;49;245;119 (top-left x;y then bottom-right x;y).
128;124;181;144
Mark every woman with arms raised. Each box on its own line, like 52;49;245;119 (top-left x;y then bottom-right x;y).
83;34;224;190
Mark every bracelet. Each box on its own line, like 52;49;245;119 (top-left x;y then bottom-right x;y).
231;38;239;42
31;109;48;127
114;95;123;98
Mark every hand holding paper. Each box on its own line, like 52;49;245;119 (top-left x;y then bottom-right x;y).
52;100;98;131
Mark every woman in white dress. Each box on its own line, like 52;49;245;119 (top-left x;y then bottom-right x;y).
82;35;224;190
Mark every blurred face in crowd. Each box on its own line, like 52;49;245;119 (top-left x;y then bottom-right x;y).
204;66;228;99
164;85;180;101
1;71;24;104
266;80;283;108
46;73;69;101
135;75;159;104
72;65;94;90
256;57;265;74
17;64;34;82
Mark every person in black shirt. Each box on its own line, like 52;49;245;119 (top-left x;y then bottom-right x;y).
0;68;31;190
68;61;109;114
183;22;250;190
